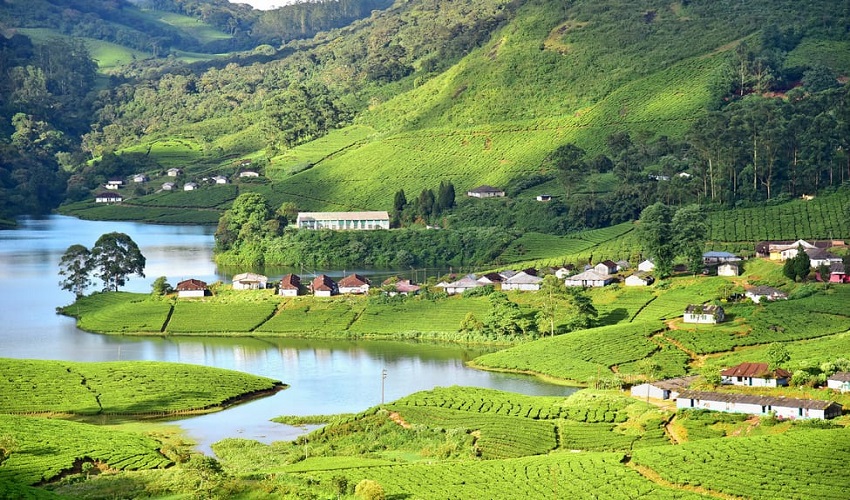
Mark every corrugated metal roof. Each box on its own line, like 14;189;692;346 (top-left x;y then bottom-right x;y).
721;362;791;379
297;211;390;221
678;390;840;411
829;372;850;382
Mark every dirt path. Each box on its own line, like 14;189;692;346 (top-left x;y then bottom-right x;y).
388;411;412;429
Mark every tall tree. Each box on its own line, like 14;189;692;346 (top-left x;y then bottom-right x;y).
90;233;146;292
637;203;675;278
58;244;92;298
672;205;707;274
547;143;587;198
536;275;569;336
436;181;456;213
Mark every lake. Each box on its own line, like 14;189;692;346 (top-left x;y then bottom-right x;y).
0;215;577;453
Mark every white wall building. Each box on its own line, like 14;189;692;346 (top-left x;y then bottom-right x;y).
297;211;390;230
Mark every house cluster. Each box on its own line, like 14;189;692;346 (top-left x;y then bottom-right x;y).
94;168;264;201
756;239;848;283
631;362;845;420
174;272;420;298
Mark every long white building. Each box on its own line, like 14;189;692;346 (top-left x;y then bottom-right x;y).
296;211;390;230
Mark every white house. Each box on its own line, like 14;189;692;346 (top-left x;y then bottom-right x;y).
805;248;842;268
594;260;618;275
212;175;228;184
717;263;740;277
564;269;615;288
184;182;199;191
176;279;207;298
338;273;371;294
683;304;724;324
554;266;576;279
703;251;740;264
502;271;543;291
745;286;787;304
443;275;482;295
132;174;149;183
466;185;505;198
536;194;552;202
637;260;655;273
311;274;338;297
105;179;123;190
721;362;791;387
95;192;123;204
239;170;260;178
777;240;816;260
477;272;505;286
677;390;842;420
167;168;183;177
827;372;850;392
278;274;301;297
625;272;654;287
630;376;697;400
297;211;390;230
232;272;268;290
162;182;175;191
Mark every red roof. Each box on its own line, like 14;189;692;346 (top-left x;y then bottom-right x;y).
338;273;369;287
176;279;207;291
311;274;336;292
279;273;301;289
721;362;791;379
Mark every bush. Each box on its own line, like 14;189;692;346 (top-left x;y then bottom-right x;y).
355;479;386;500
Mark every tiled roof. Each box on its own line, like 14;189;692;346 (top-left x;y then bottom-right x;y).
279;274;301;289
678;390;840;411
176;279;207;291
721;362;791;379
339;274;370;287
311;274;336;292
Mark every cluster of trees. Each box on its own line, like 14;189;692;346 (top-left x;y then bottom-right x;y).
636;203;708;278
458;277;597;340
58;233;146;297
782;245;812;282
0;35;98;222
392;181;456;227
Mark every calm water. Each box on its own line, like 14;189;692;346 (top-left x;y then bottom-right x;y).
0;216;576;453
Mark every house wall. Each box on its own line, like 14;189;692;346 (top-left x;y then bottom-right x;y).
178;290;205;298
502;283;540;291
638;262;655;272
683;313;717;324
722;376;786;388
718;266;738;277
827;380;850;392
339;285;369;294
631;384;667;400
625;276;648;286
278;288;299;297
233;280;266;290
314;290;333;297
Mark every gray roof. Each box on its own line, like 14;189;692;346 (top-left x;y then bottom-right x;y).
468;185;504;194
505;271;543;284
567;269;612;281
297;211;390;221
648;376;698;391
829;372;850;382
678;390;841;410
746;285;786;297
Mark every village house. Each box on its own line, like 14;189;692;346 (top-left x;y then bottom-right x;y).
594;260;618;275
721;362;791;387
536;194;552;202
827;262;849;283
499;270;519;281
502;271;543;291
176;279;207;298
827;372;850;392
477;272;505;286
162;182;175;191
278;274;301;297
702;251;740;265
805;247;842;268
442;275;483;295
95;192;123;204
105;178;123;190
624;272;654;287
212;175;228;184
630;376;697;400
310;274;338;297
775;239;817;261
132;174;149;183
683;304;724;324
382;277;420;296
637;259;655;273
338;273;371;294
232;272;268;290
239;170;260;178
745;285;788;304
717;262;740;277
466;185;505;198
167;168;183;177
296;211;390;230
564;269;615;287
183;182;198;191
554;265;576;279
615;260;630;272
677;390;842;420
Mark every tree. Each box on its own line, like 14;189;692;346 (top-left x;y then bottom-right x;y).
536;275;569;336
566;286;598;330
793;245;811;282
417;189;435;219
547;143;586;198
672;205;707;274
436;181;456;213
216;193;273;251
766;342;790;370
484;292;529;338
459;312;483;336
151;276;172;296
58;244;92;298
637;203;675;278
90;233;146;292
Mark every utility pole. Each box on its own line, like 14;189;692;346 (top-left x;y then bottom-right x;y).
381;368;388;405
